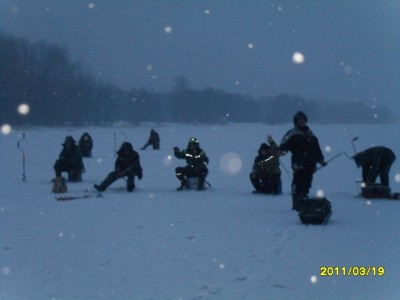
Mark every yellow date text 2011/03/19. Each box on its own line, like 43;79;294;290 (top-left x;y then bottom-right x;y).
320;266;385;277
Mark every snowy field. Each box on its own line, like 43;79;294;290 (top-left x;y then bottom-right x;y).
1;122;400;300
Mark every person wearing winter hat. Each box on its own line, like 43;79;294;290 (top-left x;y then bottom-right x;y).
140;129;160;150
250;135;282;194
53;136;85;182
278;111;327;211
78;132;93;157
173;137;209;190
352;146;396;188
94;142;143;192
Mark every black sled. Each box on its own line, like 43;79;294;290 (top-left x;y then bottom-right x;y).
298;197;332;225
361;183;400;200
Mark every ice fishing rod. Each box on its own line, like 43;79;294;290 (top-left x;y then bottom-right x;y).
114;131;129;157
279;159;293;180
351;136;359;155
113;132;117;157
17;132;26;181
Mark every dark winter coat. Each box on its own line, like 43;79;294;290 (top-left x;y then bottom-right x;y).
279;125;324;171
78;132;93;157
115;142;143;177
252;142;281;177
174;146;209;173
353;146;396;184
141;129;160;149
58;141;85;172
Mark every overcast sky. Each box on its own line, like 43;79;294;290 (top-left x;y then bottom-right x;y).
0;1;399;110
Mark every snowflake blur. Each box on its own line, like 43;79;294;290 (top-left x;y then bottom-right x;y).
163;155;173;166
292;52;305;64
164;26;173;34
316;189;325;198
17;103;30;115
220;152;242;175
1;124;12;135
395;173;400;183
310;275;318;284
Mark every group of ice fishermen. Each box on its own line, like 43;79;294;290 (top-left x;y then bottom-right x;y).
52;111;397;210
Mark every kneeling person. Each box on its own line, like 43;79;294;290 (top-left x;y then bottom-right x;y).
250;136;281;194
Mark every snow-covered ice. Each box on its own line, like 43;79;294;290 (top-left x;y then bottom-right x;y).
1;123;399;299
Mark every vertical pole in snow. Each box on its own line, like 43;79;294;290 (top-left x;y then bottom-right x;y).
17;132;26;181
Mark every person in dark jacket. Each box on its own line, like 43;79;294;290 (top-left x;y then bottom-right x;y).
250;135;281;194
94;142;143;192
78;132;93;157
352;146;396;188
278;111;327;210
140;129;160;150
54;136;85;182
174;137;209;190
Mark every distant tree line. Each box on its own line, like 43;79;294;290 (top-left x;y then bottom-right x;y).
0;31;395;127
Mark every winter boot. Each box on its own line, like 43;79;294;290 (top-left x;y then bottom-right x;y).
127;176;135;192
94;174;114;192
177;179;187;191
197;177;205;191
94;184;106;192
292;194;304;211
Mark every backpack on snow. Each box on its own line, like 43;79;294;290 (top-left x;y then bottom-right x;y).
298;197;332;225
52;176;68;194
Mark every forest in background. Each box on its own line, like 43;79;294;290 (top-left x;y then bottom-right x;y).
0;31;395;127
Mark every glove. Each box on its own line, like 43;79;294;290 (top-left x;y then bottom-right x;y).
320;160;327;167
138;172;143;180
173;146;179;152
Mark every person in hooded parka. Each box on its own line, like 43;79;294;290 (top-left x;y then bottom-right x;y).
53;136;85;182
94;142;143;192
140;129;160;150
250;135;282;194
278;111;327;210
78;132;93;157
174;137;209;191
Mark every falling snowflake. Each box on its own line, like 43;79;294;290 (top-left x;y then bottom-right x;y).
163;155;173;166
1;124;12;135
2;267;11;276
88;3;95;9
394;173;400;183
316;189;324;198
220;153;242;175
292;52;305;64
247;43;254;49
17;103;30;115
310;275;318;284
164;26;173;34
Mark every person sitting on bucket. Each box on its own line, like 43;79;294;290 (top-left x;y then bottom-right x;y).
250;135;282;194
174;137;209;191
94;142;143;192
352;146;396;190
53;136;85;182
